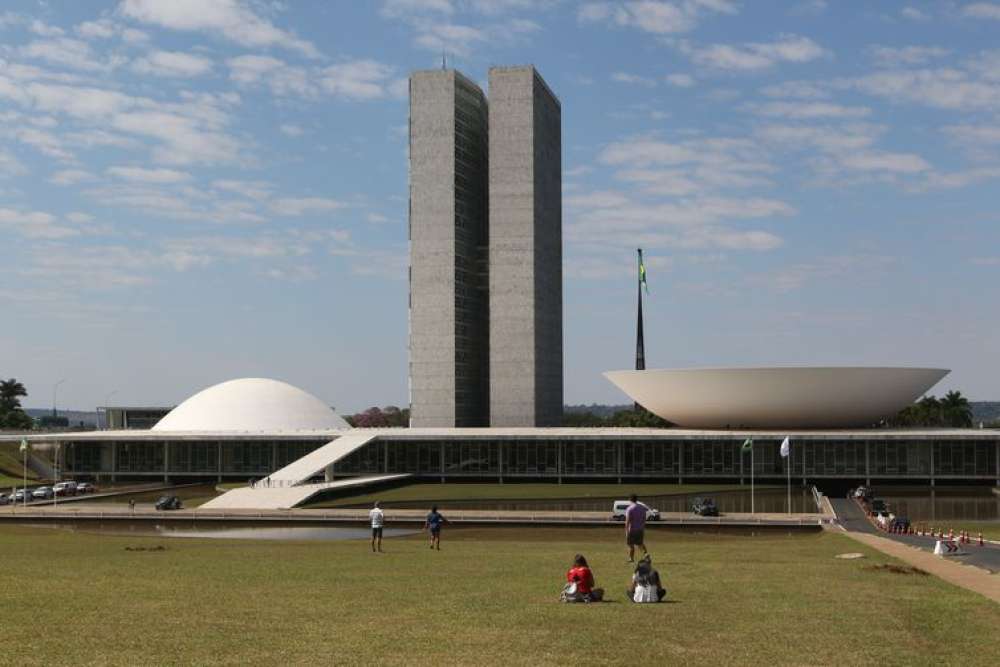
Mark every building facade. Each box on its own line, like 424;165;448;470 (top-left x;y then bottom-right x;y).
409;69;490;427
408;65;563;428
488;66;563;427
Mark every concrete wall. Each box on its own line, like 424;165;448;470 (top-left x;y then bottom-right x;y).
408;70;489;427
488;66;563;426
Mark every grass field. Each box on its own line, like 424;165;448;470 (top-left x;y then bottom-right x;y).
0;442;38;488
307;482;776;508
1;524;997;666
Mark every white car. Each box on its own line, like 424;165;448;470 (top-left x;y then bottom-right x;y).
53;481;76;496
611;500;661;522
32;486;54;500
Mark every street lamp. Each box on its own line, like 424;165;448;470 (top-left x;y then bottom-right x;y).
52;378;68;419
102;390;118;430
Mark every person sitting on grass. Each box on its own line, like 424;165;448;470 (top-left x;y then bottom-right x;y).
423;505;448;550
560;554;604;603
626;555;666;603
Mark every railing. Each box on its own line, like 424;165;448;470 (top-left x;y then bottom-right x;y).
811;485;824;512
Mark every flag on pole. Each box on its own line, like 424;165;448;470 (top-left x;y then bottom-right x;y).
741;437;753;451
19;438;28;453
780;436;790;458
638;251;649;294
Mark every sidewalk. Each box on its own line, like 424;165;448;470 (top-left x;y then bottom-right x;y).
841;529;1000;604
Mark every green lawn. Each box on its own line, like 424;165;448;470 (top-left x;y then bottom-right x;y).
308;482;775;508
0;525;997;666
0;443;38;487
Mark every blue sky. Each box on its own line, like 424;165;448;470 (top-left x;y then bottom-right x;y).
2;0;1000;413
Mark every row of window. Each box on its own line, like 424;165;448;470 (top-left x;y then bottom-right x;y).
63;439;1000;477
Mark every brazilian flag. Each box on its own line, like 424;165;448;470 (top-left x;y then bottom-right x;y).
638;251;649;294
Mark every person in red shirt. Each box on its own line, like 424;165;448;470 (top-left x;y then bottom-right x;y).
563;554;604;602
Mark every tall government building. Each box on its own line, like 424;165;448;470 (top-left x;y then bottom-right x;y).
409;65;562;428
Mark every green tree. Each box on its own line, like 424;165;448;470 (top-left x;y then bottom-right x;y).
0;378;32;430
940;390;973;427
0;378;27;411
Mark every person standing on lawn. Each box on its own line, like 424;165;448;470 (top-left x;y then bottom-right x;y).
625;494;648;562
370;501;384;553
423;505;447;550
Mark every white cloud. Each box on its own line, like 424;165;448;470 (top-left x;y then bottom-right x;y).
0;207;79;239
67;212;95;223
320;60;401;100
579;0;738;34
845;67;1000;111
612;71;658;87
760;80;830;99
665;73;695;87
270;197;346;216
381;0;455;18
119;0;320;58
366;213;391;224
748;101;871;119
838;151;930;173
0;149;26;177
413;22;486;55
227;54;313;96
279;123;304;137
107;166;192;183
900;6;929;21
212;179;273;200
943;123;1000;145
870;45;949;67
30;20;64;37
132;51;213;78
686;35;826;71
962;3;1000;19
49;169;95;185
75;19;117;39
21;37;122;72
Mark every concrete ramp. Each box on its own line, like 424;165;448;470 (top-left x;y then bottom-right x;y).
263;432;379;485
200;474;410;510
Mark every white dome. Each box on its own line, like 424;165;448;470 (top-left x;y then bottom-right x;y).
152;378;350;432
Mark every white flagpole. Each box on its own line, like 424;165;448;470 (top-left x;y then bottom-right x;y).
22;444;27;509
750;444;755;515
787;443;791;515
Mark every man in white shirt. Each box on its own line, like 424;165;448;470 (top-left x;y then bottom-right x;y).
369;501;384;553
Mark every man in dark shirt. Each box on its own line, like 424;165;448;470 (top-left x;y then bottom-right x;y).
424;505;447;550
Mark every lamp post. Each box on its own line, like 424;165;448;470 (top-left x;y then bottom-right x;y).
53;443;61;507
52;378;68;419
102;390;118;429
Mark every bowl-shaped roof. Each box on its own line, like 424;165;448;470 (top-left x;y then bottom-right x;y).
604;366;949;429
152;378;349;432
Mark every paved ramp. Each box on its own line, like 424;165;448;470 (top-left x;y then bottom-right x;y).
263;432;379;485
200;474;410;510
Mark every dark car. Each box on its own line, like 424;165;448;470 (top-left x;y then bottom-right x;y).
692;497;719;517
155;495;183;511
0;493;8;506
870;499;888;514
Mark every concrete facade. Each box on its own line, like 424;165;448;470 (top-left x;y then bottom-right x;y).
488;66;563;427
408;70;490;427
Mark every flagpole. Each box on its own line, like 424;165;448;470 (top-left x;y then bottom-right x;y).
22;444;27;509
634;248;645;411
786;444;791;514
751;443;754;515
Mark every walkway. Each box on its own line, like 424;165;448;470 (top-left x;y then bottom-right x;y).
262;433;379;485
830;497;1000;604
199;474;410;510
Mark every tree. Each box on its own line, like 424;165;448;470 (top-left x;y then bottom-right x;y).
0;378;32;430
940;390;973;427
0;378;27;412
348;406;411;428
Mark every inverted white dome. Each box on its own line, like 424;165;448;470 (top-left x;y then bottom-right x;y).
153;378;350;432
605;366;949;429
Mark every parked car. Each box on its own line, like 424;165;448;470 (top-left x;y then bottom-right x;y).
12;488;33;503
610;500;661;522
32;486;54;500
75;482;96;494
155;495;183;511
53;481;77;497
853;486;873;501
691;497;719;517
0;493;8;505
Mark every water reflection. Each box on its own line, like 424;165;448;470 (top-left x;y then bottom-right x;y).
25;523;417;541
871;487;999;522
351;487;818;514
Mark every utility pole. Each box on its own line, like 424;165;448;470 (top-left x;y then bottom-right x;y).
635;248;646;411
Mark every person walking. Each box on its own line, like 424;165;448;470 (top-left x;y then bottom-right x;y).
423;505;447;550
625;494;648;562
369;501;384;553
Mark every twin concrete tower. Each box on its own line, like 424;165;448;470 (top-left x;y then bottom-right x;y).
408;65;563;427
